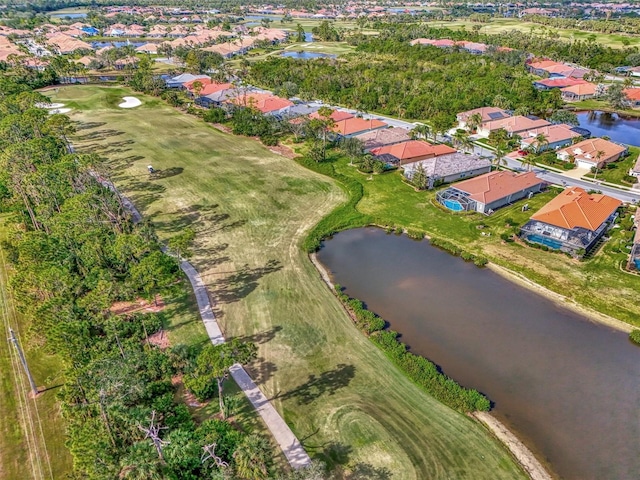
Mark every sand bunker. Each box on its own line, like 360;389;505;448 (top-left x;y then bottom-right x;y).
36;102;65;109
48;108;72;114
119;96;142;108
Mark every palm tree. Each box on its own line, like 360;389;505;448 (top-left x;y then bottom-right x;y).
452;130;470;150
493;142;508;170
232;434;270;480
593;150;605;180
411;123;431;141
534;133;549;153
466;112;483;133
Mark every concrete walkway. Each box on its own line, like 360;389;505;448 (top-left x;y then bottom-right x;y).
96;174;311;469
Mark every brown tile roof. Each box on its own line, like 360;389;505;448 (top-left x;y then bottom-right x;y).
354;127;412;151
520;124;581;147
309;110;354;122
557;137;627;166
561;83;597;96
371;140;455;163
624;88;640;101
452;171;545;205
482;115;551;134
457;106;510;123
531;187;621;231
331;117;387;136
228;93;293;113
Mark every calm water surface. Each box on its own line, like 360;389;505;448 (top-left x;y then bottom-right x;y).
577;111;640;146
317;228;640;480
281;51;335;59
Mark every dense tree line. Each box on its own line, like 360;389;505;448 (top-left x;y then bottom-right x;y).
248;39;558;125
521;14;640;36
361;23;637;70
0;76;284;479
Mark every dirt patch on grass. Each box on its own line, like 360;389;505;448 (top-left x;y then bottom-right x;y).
268;143;298;159
148;329;171;349
110;296;166;315
172;374;206;407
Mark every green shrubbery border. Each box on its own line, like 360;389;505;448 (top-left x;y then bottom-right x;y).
334;285;490;413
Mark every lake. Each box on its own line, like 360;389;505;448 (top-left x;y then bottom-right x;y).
91;41;145;49
281;51;335;60
50;12;87;19
577;111;640;146
317;227;640;480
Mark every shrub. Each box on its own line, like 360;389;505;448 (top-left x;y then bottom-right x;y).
474;256;488;267
630;330;640;346
259;134;278;146
406;229;425;240
203;107;226;123
460;251;475;262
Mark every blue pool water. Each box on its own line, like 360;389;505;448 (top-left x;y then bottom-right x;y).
443;199;464;211
526;234;563;249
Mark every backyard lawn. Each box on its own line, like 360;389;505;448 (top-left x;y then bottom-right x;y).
583;146;640;186
324;155;640;328
46;85;527;479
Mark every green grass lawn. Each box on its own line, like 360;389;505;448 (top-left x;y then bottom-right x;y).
435;18;640;49
0;215;73;480
321;155;640;328
583;146;640;185
47;85;527;479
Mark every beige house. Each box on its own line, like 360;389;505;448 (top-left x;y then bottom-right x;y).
557;138;628;170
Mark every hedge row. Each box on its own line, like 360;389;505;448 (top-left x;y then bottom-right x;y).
429;237;488;267
334;285;491;413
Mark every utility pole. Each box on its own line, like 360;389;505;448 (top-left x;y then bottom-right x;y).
9;328;38;396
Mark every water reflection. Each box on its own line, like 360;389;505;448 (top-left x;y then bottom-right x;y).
317;227;640;480
577;110;640;146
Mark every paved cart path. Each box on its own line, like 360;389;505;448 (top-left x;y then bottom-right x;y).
97;174;312;469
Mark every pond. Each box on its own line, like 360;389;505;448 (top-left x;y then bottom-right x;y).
577;110;640;146
91;41;145;49
317;227;640;480
50;12;87;19
281;51;335;60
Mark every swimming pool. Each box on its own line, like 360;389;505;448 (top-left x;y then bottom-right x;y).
443;199;464;211
526;234;564;250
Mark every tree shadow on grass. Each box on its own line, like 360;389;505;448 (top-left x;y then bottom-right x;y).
230;325;283;345
150;167;184;180
75;121;106;131
75;128;125;141
273;363;356;405
211;260;282;304
245;357;278;385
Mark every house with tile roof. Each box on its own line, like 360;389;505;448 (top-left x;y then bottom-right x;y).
436;171;546;214
624;88;640;109
519;124;582;152
370;140;455;165
533;77;588;90
402;152;492;188
46;34;92;54
354;127;412;151
457;107;511;130
330;117;388;138
520;186;622;254
557;137;628;170
165;73;210;88
561;83;597;102
629;154;640;178
227;92;293;115
477;115;551;138
309;110;354;122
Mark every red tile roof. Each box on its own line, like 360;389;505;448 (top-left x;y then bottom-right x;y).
535;78;587;88
229;93;293;113
309;110;354;122
531;187;621;231
371;140;455;163
331;117;387;136
452;171;544;205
